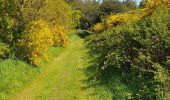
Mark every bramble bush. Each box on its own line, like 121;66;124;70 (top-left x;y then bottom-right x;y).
17;20;54;65
86;5;170;99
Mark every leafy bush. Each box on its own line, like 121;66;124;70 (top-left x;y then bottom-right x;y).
52;25;68;47
70;10;82;29
86;5;170;99
17;20;54;65
0;43;10;58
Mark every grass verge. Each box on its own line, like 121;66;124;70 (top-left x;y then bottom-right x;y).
0;45;65;100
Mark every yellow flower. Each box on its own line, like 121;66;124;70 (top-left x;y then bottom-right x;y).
17;20;54;65
51;25;68;47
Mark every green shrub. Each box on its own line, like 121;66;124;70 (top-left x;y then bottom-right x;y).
86;6;170;99
0;43;10;58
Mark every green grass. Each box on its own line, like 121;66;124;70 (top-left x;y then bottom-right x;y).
84;61;133;100
0;59;38;100
0;44;65;100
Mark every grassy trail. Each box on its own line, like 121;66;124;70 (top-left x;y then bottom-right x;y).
12;37;110;100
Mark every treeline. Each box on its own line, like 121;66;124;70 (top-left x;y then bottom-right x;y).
66;0;137;30
0;0;78;65
86;0;170;99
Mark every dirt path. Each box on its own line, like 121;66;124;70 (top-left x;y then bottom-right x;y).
12;38;105;100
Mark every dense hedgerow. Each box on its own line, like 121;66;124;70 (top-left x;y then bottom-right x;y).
93;0;170;33
17;20;54;65
86;5;170;99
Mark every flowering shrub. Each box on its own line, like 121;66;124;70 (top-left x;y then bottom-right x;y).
92;0;170;33
17;20;54;65
52;25;68;47
93;23;104;32
86;5;170;99
92;10;145;32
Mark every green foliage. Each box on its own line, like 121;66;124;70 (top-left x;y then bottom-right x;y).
0;0;20;44
0;0;72;65
15;0;71;28
77;30;92;38
139;0;148;8
92;0;170;33
44;0;71;29
3;0;72;62
79;1;102;29
100;0;137;16
68;0;137;30
70;10;82;29
86;6;170;99
0;43;10;58
124;0;137;10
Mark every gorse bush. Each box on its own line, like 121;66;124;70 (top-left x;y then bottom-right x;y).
92;9;146;32
93;23;104;32
86;5;170;99
0;0;72;63
52;25;68;47
92;0;170;33
17;20;54;65
0;0;73;99
92;9;152;32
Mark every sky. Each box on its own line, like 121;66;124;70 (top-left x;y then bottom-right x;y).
98;0;142;5
134;0;142;5
120;0;142;5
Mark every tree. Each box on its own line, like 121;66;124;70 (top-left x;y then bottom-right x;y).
139;0;148;8
124;0;137;9
67;0;138;30
100;0;128;16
